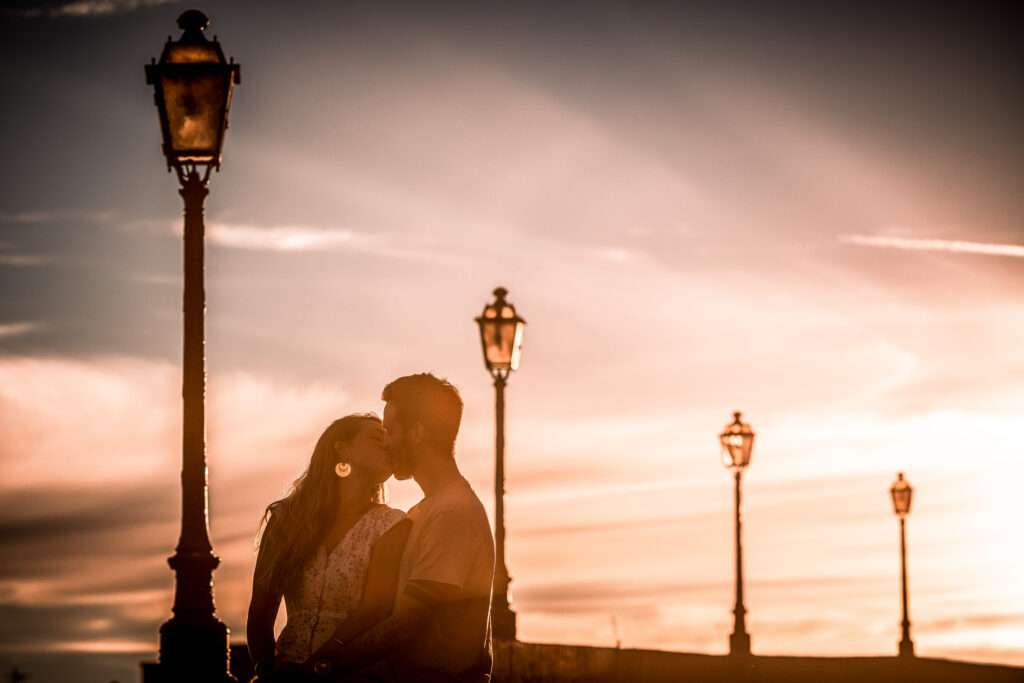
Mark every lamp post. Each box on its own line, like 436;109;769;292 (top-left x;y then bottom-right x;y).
890;472;915;658
475;287;526;641
145;10;240;682
720;411;755;656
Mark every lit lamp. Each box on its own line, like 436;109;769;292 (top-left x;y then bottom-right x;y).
890;472;915;657
475;287;525;640
720;411;755;656
145;9;240;682
146;9;240;176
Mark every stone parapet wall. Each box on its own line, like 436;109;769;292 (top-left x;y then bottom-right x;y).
144;641;1023;682
491;641;1024;683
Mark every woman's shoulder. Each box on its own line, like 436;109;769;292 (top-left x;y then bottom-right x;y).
369;504;406;532
373;503;406;522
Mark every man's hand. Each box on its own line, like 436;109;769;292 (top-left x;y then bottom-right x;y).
250;661;304;683
321;590;432;673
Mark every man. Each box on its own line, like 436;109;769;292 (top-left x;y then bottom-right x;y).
310;373;495;682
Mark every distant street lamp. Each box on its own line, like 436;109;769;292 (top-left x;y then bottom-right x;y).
890;472;915;657
145;9;240;682
475;287;526;641
720;411;755;656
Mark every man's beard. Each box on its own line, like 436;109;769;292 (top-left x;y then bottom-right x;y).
390;438;417;480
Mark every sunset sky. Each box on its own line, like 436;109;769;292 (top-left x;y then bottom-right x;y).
1;1;1022;681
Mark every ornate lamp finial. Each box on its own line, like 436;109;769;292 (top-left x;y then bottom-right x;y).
177;9;210;38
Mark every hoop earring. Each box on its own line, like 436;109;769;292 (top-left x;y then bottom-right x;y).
335;462;352;478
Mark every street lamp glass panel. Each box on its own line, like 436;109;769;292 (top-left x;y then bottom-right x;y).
890;472;913;517
720;411;755;470
158;72;230;162
476;288;526;373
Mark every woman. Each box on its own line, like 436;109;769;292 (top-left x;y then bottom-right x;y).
247;414;411;682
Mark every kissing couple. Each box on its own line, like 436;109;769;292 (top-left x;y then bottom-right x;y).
246;373;495;683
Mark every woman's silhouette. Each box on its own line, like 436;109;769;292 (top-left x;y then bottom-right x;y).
246;414;410;681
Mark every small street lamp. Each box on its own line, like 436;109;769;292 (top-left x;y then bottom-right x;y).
720;411;755;656
890;472;915;657
475;287;526;641
145;9;240;682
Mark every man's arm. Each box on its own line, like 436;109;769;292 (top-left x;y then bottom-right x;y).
315;586;433;673
306;520;411;663
314;580;464;675
317;509;483;674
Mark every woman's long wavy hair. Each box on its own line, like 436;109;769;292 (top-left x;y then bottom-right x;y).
255;414;385;593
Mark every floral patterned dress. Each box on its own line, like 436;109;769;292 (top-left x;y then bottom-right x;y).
276;504;406;663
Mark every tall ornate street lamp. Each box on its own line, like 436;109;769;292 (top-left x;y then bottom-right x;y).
890;472;915;657
145;10;240;682
475;287;526;641
720;411;755;656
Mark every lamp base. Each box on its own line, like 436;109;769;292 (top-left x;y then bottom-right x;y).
729;630;752;656
158;614;237;683
899;637;915;658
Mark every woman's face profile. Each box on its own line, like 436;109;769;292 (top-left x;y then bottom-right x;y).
345;419;393;484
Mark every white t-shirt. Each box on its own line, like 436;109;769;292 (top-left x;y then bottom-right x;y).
392;476;495;678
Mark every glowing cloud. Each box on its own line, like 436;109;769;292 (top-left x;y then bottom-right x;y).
199;221;446;262
206;223;363;252
0;322;40;339
840;235;1024;259
7;0;176;18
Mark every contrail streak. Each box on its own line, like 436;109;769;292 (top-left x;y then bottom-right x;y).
840;234;1024;258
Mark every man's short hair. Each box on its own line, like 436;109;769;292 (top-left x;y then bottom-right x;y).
382;373;463;456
